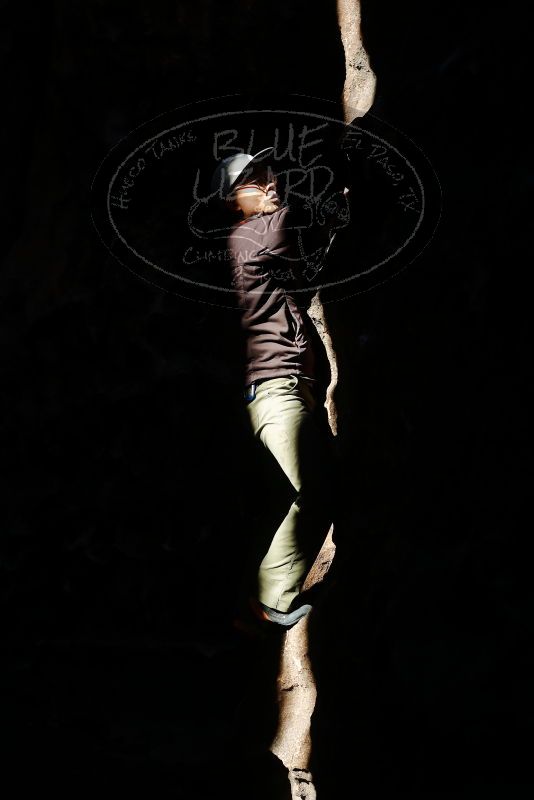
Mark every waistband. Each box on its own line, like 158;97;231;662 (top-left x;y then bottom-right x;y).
243;374;316;399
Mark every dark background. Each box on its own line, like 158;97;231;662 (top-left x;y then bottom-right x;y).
1;1;532;796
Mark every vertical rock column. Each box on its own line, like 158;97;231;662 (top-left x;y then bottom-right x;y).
270;0;376;790
337;0;376;123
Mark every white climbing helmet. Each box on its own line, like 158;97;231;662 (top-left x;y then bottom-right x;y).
210;146;274;201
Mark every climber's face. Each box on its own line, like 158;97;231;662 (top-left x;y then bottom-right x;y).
226;168;280;218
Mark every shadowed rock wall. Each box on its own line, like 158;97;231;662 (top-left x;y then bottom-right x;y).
1;1;532;795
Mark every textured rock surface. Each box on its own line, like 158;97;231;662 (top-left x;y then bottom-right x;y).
337;0;376;119
269;8;373;788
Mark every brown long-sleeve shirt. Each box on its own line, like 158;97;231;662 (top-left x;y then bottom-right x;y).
227;198;345;387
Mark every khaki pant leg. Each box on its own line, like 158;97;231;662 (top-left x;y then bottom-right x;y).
246;375;335;611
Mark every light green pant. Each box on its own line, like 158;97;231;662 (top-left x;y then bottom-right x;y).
245;375;335;612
